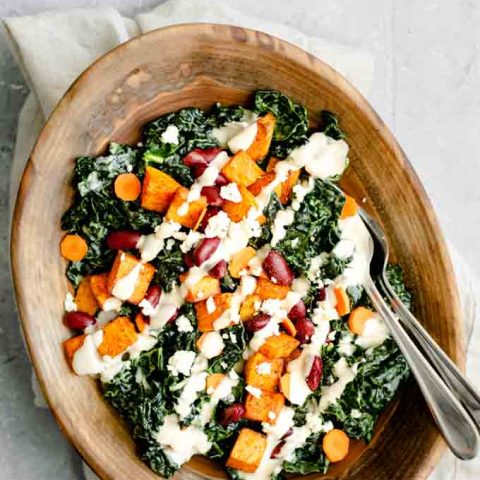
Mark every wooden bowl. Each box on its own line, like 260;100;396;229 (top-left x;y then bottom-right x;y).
11;24;461;480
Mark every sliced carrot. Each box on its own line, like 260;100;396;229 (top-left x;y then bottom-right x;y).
334;286;351;316
114;173;142;201
340;195;358;219
348;306;374;335
322;429;350;463
206;373;226;392
60;234;88;262
281;317;297;337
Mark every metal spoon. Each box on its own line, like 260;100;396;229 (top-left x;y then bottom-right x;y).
324;180;479;458
359;206;480;428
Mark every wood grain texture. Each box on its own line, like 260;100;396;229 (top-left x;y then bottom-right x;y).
10;24;462;480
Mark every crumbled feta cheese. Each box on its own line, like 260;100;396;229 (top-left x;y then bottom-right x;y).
291;238;299;247
198;332;225;359
205;210;231;239
64;292;77;312
351;409;362;418
245;385;262;398
206;296;216;314
161;125;179;145
256;362;272;375
167;350;196;376
180;231;203;253
176;315;193;333
220;183;242;203
268;411;277;420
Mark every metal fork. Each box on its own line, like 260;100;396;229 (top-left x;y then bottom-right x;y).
324;180;479;459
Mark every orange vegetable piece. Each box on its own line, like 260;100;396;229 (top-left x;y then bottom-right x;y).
259;333;300;360
140;166;181;213
244;391;285;424
348;306;374;335
340;195;358;219
63;334;86;367
107;251;156;305
334;286;351;316
239;294;262;321
266;157;301;204
114;173;141;201
135;312;149;333
74;276;98;315
179;273;221;303
227;428;267;473
255;277;290;300
229;247;257;278
244;352;283;392
247;113;276;161
279;373;291;398
165;186;208;229
97;316;137;357
281;317;297;337
222;185;258;222
247;173;282;198
89;273;113;309
206;373;227;392
194;293;232;331
60;234;88;262
322;429;350;463
221;150;264;187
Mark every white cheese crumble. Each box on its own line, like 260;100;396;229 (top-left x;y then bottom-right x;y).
256;362;272;375
245;385;262;398
167;350;196;377
198;332;225;359
220;183;242;203
160;125;180;145
176;315;194;333
205;210;231;239
64;292;77;312
180;230;203;253
206;296;216;314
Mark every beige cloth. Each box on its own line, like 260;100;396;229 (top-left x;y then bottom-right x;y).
3;1;478;479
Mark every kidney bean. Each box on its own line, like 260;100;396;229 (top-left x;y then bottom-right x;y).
270;441;286;459
199;206;222;232
209;260;227;279
194;237;221;266
219;403;245;426
306;356;323;391
183;147;222;168
106;230;142;250
64;311;96;330
192;163;208;178
144;285;162;309
288;300;307;321
201;186;223;207
183;251;195;268
244;312;271;332
282;428;294;439
317;287;326;302
262;250;294;286
295;317;315;344
215;173;229;187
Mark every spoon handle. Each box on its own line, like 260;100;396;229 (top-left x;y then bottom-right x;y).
379;275;480;426
364;276;479;459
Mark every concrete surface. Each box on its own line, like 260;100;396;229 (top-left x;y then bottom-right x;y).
0;1;479;479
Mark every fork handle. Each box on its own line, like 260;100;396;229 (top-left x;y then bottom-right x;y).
364;276;479;459
379;275;480;426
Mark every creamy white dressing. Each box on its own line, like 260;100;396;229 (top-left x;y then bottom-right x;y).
111;260;142;301
270;209;295;247
64;292;77;312
211;111;257;147
355;315;390;349
149;284;184;330
198;331;225;359
167;350;196;377
102;296;122;312
220;183;242;202
156;414;211;466
228;122;258;153
138;220;182;262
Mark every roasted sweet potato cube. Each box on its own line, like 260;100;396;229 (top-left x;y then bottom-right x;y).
135;312;149;333
107;251;156;304
247;113;276;161
63;334;86;367
97;316;137;357
222;185;257;222
248;172;282;198
226;428;267;473
179;273;221;303
259;333;300;359
194;293;232;331
239;293;262;321
229;246;257;278
245;352;283;392
165;186;208;229
75;276;98;315
221;151;264;187
90;273;115;309
141;166;181;213
267;157;301;204
255;277;290;300
244;391;285;424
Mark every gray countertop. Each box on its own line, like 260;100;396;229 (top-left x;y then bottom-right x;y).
1;1;479;479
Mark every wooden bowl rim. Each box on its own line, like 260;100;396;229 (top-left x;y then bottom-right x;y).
10;23;461;480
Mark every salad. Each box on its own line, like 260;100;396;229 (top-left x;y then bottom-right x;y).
60;90;410;479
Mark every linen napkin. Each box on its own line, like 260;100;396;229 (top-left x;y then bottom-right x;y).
4;1;479;479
